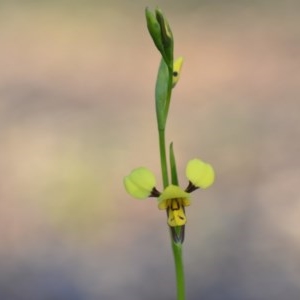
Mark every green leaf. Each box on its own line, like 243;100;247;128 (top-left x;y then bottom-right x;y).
155;58;169;130
169;142;179;185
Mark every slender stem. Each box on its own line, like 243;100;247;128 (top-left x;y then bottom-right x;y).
158;128;169;188
157;65;186;300
155;55;185;300
172;241;186;300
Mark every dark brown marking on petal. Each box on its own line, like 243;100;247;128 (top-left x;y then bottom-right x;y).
150;187;161;197
185;181;198;193
171;199;180;210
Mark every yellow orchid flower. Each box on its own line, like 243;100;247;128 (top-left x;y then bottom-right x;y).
123;158;215;227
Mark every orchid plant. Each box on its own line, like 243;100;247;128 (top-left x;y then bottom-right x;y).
123;8;215;300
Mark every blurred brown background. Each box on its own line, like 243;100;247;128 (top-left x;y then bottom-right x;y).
1;1;300;299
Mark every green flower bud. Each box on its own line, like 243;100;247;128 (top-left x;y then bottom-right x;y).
145;8;166;58
145;7;174;67
155;8;174;66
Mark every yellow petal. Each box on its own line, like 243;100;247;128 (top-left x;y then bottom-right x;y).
172;56;183;87
168;205;187;227
182;198;191;207
158;185;190;202
186;159;215;189
158;199;169;210
123;167;156;199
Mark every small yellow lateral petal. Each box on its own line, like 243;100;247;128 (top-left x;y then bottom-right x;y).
182;198;191;207
172;56;183;87
186;159;215;189
158;199;169;210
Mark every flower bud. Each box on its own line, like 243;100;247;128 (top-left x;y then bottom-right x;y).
145;8;165;57
145;7;174;67
155;9;174;66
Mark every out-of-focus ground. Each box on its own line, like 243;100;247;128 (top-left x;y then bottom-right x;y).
0;1;300;299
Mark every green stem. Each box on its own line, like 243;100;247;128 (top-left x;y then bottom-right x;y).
172;241;186;300
158;128;169;188
157;65;186;300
